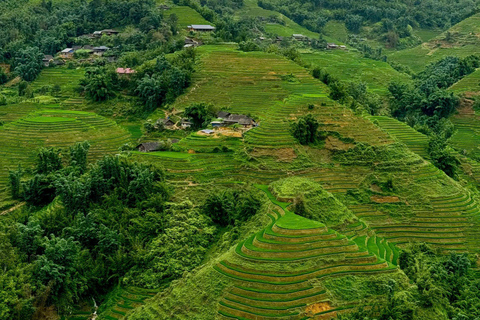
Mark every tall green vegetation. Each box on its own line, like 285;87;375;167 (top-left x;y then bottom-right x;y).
184;102;215;129
202;187;262;227
79;67;118;102
134;53;193;112
14;47;44;82
340;243;480;319
257;0;478;46
3;141;265;317
290;114;320;145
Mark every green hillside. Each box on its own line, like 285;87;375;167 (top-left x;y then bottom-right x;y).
388;14;480;72
2;1;480;320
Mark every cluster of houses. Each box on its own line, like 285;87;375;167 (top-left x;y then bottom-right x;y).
58;45;110;59
79;29;120;40
154;111;256;132
327;43;347;50
43;46;112;67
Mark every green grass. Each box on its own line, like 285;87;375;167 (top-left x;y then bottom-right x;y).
166;6;211;28
388;14;480;72
236;0;320;40
0;109;131;201
323;20;348;43
301;50;411;96
449;68;480;93
26;116;76;122
31;67;85;99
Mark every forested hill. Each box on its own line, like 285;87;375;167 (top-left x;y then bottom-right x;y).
2;0;480;320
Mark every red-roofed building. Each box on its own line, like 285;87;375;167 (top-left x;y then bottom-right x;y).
116;68;136;77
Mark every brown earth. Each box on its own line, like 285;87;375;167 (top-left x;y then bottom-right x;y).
305;301;333;317
371;195;401;203
324;136;354;151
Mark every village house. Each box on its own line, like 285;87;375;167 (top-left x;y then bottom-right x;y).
217;111;231;119
212;112;256;128
184;38;201;48
93;46;110;56
180;118;192;128
59;48;75;58
159;4;170;10
137;142;160;152
116;68;136;77
101;29;119;36
187;24;216;32
155;118;175;129
93;31;103;38
292;34;307;41
201;129;215;135
327;43;339;49
42;55;54;67
275;36;284;44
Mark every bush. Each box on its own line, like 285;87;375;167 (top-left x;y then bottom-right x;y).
290;114;320;145
202;188;261;226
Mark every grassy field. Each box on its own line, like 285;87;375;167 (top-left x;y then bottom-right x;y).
0;108;132;203
301;50;411;96
165;6;212;28
214;186;397;319
235;0;336;41
449;68;480;94
388;14;480;72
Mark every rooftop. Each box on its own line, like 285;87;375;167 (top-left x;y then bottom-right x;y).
188;25;215;30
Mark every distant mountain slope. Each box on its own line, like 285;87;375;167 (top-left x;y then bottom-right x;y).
388;14;480;72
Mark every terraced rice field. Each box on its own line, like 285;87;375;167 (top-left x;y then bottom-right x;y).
450;114;480;158
100;287;158;320
236;0;321;40
0;109;131;198
301;50;411;97
369;116;429;158
31;67;85;100
215;186;396;320
388;14;480;72
173;46;393;152
449;68;480;94
350;190;480;253
165;6;212;28
131;151;241;184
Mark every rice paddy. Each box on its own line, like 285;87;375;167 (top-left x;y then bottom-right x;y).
215;187;396;320
0;108;132;200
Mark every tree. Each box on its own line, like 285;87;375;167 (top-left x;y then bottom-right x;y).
329;80;348;101
14;47;44;82
428;135;459;178
8;165;23;200
184;102;213;129
202;188;261;226
35;147;62;175
290;114;320;145
69;141;90;174
345;15;363;32
135;74;167;111
80;67;117;102
0;68;8;85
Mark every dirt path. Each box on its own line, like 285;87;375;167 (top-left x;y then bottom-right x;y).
0;202;26;216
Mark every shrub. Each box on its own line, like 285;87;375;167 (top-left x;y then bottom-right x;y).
290;114;320;145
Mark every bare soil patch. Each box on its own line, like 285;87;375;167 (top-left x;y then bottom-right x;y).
371;195;401;203
324;136;354;151
305;301;332;317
